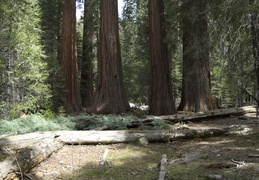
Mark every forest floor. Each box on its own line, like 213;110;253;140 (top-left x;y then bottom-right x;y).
28;113;259;180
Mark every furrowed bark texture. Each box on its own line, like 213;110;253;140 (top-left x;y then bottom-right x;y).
59;0;81;114
178;0;215;112
90;0;130;114
148;0;176;115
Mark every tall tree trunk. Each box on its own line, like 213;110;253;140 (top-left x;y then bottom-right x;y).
80;0;93;107
250;0;259;105
90;0;130;114
148;0;176;115
59;0;81;114
178;0;215;112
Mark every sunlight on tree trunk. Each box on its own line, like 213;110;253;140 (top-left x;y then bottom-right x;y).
90;0;130;114
59;0;81;114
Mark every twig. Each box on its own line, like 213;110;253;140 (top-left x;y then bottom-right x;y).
15;172;34;180
14;154;24;180
248;154;259;158
98;148;109;171
4;146;25;180
231;159;245;165
158;154;167;180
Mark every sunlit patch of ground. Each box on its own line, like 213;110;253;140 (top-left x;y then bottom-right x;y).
29;115;259;180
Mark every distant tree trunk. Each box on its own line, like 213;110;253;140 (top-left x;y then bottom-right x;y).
80;0;93;107
90;0;130;114
250;0;259;103
178;0;215;112
59;0;81;114
148;0;176;115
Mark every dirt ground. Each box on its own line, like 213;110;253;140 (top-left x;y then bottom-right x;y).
28;113;259;180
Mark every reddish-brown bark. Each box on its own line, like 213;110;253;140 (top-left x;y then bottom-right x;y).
90;0;130;114
59;0;81;114
148;0;176;115
178;0;215;112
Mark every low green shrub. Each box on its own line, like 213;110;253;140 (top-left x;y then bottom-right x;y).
0;115;75;135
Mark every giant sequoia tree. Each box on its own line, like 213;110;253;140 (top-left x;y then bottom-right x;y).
90;0;130;114
178;0;215;112
148;0;176;115
59;0;81;114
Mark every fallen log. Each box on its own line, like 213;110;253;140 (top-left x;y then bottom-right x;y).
55;128;227;144
128;106;256;127
0;124;250;179
0;132;64;180
0;131;59;150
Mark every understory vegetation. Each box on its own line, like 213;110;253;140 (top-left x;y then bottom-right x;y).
0;110;171;136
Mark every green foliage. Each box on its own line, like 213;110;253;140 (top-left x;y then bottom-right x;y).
120;0;149;104
209;0;255;107
0;115;75;135
38;0;63;112
100;115;132;130
151;119;171;129
0;0;256;119
164;0;183;106
0;0;52;118
0;113;173;136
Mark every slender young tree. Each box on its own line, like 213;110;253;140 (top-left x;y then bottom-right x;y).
80;0;94;107
248;0;259;115
178;0;215;112
90;0;130;114
250;0;259;96
59;0;81;114
148;0;176;115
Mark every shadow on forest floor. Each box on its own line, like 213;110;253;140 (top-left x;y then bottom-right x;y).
28;115;259;180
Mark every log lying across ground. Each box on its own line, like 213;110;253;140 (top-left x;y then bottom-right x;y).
165;106;256;121
0;132;64;180
0;126;250;179
0;106;256;179
56;128;228;144
128;106;256;127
